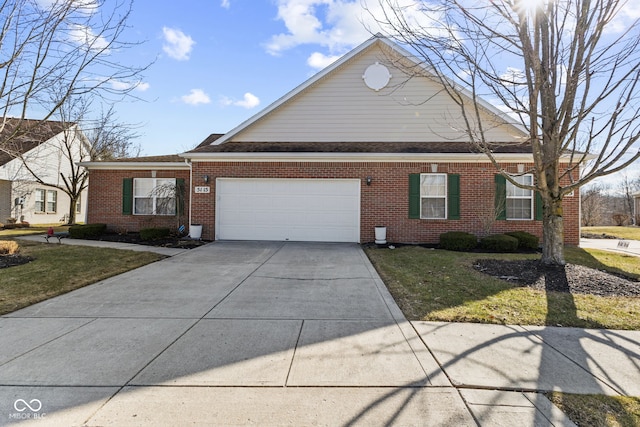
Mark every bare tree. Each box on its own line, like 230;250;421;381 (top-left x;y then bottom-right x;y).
616;171;640;225
581;183;609;226
370;0;640;265
0;0;147;152
11;96;141;224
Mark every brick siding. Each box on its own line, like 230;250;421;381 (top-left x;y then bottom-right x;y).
87;169;190;233
87;161;580;245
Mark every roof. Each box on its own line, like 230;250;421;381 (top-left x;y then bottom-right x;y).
103;154;186;163
79;153;189;170
206;35;527;147
0;118;69;166
188;141;533;154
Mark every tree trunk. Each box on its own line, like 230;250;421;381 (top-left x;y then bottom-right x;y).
541;197;565;265
67;196;77;225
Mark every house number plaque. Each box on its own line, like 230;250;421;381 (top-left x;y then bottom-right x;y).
194;186;210;194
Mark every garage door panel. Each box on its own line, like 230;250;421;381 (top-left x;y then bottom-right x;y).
216;179;360;242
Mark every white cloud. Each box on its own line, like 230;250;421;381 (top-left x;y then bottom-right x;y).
110;80;150;92
220;92;260;109
37;0;98;13
265;0;445;69
162;27;195;61
181;89;211;105
221;0;231;9
68;24;109;51
307;52;341;69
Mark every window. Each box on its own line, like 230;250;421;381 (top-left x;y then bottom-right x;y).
133;178;176;215
420;174;447;219
506;175;533;220
35;189;45;213
76;194;81;214
46;190;57;213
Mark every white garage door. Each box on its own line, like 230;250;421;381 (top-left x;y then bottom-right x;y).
216;178;360;242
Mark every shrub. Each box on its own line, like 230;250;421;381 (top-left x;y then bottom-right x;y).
439;231;477;251
0;240;19;255
479;234;519;253
69;223;107;239
140;227;171;241
505;231;540;250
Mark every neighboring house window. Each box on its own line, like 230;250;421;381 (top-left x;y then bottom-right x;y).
46;190;57;213
35;189;45;213
421;173;447;219
408;173;460;220
506;175;533;220
76;194;81;214
133;178;176;215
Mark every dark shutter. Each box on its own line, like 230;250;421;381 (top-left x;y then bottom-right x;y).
535;191;543;221
408;174;421;219
447;174;460;220
495;174;507;220
176;178;185;216
122;178;133;215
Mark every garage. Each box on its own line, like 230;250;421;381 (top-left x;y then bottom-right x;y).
216;178;360;242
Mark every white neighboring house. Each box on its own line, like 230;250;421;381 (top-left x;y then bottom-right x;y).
0;119;88;225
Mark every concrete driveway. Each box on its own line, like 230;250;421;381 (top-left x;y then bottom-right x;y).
0;241;474;426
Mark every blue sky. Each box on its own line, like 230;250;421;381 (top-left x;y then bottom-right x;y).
112;0;381;156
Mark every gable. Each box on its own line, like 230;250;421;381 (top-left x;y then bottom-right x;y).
228;40;524;144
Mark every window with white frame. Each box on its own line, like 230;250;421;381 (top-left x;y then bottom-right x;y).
46;190;57;213
506;175;533;220
133;178;176;215
76;194;81;214
420;173;447;219
35;189;45;213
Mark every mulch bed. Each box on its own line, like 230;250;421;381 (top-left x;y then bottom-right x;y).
474;259;640;297
0;255;33;269
83;232;208;250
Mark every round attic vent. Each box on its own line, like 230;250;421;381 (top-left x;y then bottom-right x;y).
363;62;391;91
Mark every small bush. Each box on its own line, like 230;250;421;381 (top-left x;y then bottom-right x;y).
479;234;519;253
69;223;107;239
505;231;540;250
140;227;171;241
439;231;477;251
0;240;20;255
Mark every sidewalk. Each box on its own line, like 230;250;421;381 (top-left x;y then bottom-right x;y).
580;237;640;257
16;234;188;256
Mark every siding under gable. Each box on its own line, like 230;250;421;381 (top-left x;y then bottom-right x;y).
232;44;524;144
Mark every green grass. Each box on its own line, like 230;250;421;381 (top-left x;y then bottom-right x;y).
583;226;640;240
364;245;640;329
0;239;164;315
547;393;640;427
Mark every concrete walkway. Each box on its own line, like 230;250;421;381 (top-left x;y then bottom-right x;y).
0;241;637;426
580;237;640;257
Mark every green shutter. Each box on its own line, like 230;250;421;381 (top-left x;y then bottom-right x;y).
495;174;507;220
535;191;543;220
447;174;460;220
408;174;421;219
176;178;185;216
122;178;133;215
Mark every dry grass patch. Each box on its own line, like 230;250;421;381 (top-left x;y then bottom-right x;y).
583;226;640;241
0;240;20;255
547;393;640;427
0;239;165;315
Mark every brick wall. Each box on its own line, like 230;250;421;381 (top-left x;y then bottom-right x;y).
187;161;580;245
87;169;190;233
86;162;580;245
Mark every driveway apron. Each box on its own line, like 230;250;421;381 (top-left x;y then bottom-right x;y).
0;241;472;426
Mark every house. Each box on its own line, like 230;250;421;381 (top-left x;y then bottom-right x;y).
82;36;581;245
0;118;88;225
634;191;640;225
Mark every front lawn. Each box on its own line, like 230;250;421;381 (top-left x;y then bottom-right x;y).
583;226;640;241
0;239;164;315
364;245;640;330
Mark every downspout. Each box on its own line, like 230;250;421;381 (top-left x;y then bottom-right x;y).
184;158;192;231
